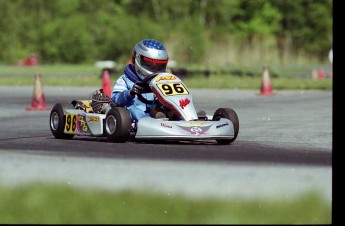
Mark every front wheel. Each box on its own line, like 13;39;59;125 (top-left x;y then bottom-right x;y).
50;103;74;139
212;108;239;144
105;107;132;142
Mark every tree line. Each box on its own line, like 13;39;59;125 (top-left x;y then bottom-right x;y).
0;0;332;65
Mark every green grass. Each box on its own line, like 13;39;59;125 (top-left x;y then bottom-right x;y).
0;75;103;86
0;183;331;224
184;74;332;90
0;64;333;90
0;64;101;75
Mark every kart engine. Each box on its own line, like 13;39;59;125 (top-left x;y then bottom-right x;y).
89;89;112;114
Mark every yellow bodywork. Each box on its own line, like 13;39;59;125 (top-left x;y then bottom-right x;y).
73;100;93;113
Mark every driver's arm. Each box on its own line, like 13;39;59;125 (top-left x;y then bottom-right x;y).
111;76;134;106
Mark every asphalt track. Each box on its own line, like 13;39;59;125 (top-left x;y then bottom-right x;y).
0;86;332;202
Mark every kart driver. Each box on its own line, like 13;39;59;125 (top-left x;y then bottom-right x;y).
111;39;169;122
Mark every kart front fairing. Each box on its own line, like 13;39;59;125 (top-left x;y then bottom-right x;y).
149;73;198;121
134;72;236;140
135;117;234;140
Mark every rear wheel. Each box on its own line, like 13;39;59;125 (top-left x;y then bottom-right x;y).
212;108;239;144
105;107;132;142
50;103;74;139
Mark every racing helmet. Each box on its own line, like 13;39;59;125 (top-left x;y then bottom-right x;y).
131;39;169;81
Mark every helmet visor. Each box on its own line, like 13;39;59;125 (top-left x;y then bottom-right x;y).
141;56;168;73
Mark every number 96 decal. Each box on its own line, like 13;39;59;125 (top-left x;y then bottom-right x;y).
156;83;189;96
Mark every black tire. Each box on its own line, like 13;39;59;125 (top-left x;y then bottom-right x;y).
212;108;239;144
105;107;132;143
49;103;74;139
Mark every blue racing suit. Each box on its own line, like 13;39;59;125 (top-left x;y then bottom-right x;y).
111;64;156;122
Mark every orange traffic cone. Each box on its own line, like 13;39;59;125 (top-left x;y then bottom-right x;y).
318;68;326;80
26;73;50;110
259;65;275;96
102;69;112;97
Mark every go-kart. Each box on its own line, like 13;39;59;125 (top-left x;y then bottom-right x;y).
49;72;239;144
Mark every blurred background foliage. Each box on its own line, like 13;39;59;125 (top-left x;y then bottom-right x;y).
0;0;332;67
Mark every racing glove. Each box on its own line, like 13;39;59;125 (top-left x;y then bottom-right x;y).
130;81;144;97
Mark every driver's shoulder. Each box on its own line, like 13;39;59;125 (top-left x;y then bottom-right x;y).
117;74;136;86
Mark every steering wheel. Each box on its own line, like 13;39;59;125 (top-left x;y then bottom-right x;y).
137;73;160;105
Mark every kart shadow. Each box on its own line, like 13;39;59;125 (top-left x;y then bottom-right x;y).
40;137;332;166
134;139;219;145
73;136;220;145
